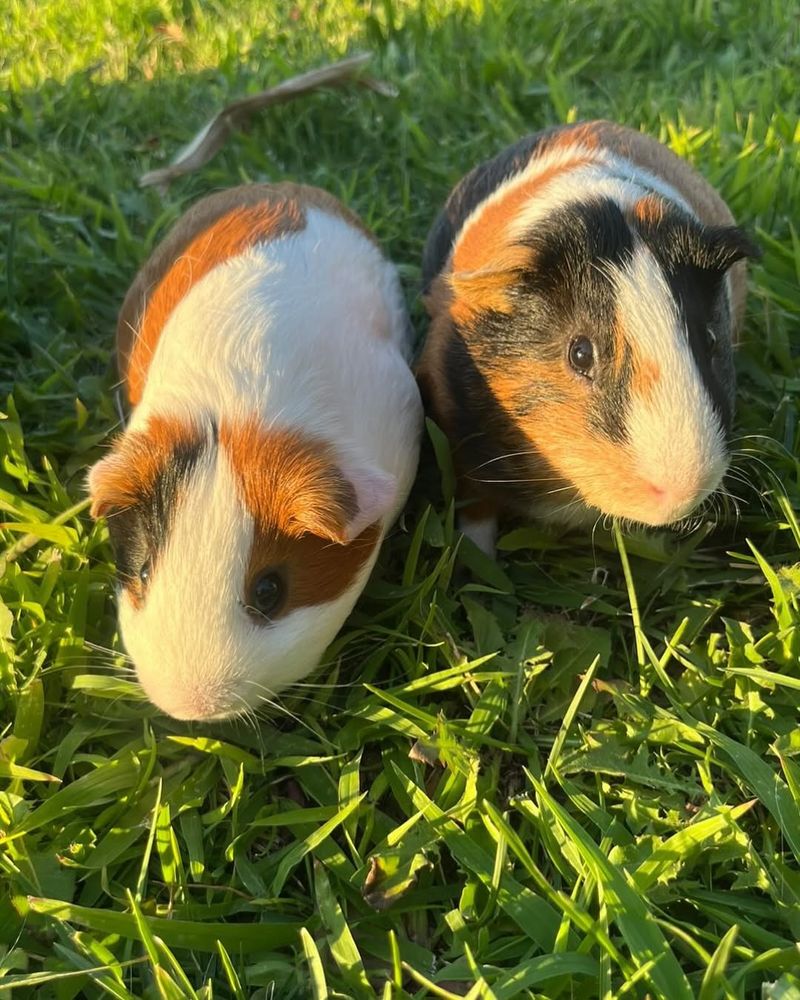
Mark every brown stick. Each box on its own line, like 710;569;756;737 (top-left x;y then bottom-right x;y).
139;52;395;189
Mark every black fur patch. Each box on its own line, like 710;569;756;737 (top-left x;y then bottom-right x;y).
106;430;211;592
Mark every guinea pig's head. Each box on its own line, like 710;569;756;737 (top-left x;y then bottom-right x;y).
88;415;394;720
445;195;759;527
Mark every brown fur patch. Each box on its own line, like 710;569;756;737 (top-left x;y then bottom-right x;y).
246;521;381;618
89;415;203;519
417;274;459;428
220;420;380;615
458;495;499;524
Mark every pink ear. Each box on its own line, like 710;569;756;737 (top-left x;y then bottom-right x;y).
340;464;396;543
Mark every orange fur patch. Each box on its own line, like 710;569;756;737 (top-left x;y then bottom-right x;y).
632;357;661;399
545;122;604;152
469;337;647;514
220;420;357;543
221;420;379;614
633;195;666;225
614;308;661;400
514;396;667;516
126;199;305;405
612;318;628;377
484;357;563;414
450;156;593;325
89;415;205;609
519;397;632;509
449;250;531;326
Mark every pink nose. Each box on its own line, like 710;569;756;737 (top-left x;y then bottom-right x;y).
643;479;703;521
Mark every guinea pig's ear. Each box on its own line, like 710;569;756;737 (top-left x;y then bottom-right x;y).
86;433;150;519
87;452;125;519
447;246;532;323
688;224;762;273
292;461;396;545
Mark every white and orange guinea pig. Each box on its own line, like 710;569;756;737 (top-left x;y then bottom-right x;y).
88;184;423;721
418;120;760;556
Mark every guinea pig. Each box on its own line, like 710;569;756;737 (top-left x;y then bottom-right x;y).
417;120;760;555
88;183;422;721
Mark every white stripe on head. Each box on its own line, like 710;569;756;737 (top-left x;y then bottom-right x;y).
610;242;728;524
508;158;695;242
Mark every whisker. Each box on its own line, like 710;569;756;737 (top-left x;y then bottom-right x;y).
466;449;543;474
242;680;336;746
83;640;133;663
468;477;574;490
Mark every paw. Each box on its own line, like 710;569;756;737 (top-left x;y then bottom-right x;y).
459;514;498;559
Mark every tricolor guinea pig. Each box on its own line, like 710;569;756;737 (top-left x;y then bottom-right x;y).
418;120;759;554
88;183;422;720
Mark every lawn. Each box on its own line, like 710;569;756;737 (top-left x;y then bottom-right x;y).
1;0;799;997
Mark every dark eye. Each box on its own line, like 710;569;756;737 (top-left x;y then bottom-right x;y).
139;560;151;587
706;326;718;352
568;336;595;377
248;572;285;620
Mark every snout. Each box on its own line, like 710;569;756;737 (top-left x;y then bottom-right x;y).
138;672;238;721
637;478;716;525
625;456;728;526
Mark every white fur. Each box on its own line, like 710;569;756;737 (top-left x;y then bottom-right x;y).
609;244;728;524
120;207;422;719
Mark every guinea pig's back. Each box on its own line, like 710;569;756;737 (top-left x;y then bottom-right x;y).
120;183;421;519
250;202;422;508
117;183;413;405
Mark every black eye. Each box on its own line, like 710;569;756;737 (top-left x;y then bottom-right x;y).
568;336;595;377
706;326;718;353
248;572;285;620
139;561;151;587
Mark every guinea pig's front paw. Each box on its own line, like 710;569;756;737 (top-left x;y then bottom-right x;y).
458;513;498;559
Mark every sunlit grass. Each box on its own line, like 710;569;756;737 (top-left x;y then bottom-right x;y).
1;0;799;996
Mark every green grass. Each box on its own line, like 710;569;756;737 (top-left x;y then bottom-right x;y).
1;0;799;996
